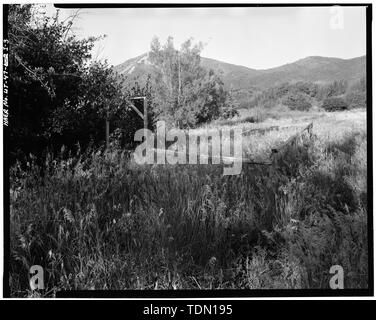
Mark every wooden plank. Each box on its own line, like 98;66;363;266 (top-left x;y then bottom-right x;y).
129;102;144;120
143;97;148;129
151;148;271;165
272;122;313;153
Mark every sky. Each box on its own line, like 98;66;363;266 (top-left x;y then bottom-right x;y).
45;5;367;69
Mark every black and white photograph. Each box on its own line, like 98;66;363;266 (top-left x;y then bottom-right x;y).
1;3;373;299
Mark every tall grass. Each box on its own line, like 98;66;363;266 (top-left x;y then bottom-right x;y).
9;110;368;296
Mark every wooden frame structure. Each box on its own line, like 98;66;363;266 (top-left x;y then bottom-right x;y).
106;96;147;149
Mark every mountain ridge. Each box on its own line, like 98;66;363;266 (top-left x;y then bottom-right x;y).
113;53;366;90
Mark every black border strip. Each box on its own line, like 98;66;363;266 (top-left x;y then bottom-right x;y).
2;300;375;317
3;3;374;298
365;3;374;298
3;4;10;298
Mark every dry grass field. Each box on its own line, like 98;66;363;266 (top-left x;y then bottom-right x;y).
9;109;368;296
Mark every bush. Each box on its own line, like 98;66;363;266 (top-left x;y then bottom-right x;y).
294;81;318;97
321;97;349;112
282;93;312;111
220;103;239;120
345;91;366;109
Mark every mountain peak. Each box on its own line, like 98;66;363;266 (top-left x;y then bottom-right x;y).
114;52;151;75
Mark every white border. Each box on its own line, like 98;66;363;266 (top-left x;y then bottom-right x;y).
0;0;374;300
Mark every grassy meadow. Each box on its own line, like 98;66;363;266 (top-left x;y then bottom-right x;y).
9;108;368;296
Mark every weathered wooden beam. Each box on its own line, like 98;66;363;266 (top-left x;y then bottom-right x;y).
129;102;144;120
106;119;110;149
150;148;272;165
143;97;148;129
271;122;313;154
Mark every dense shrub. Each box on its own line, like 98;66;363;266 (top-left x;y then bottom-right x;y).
249;79;363;112
8;5;126;164
282;93;312;111
294;81;318;97
317;80;348;100
345;91;366;109
321;97;349;112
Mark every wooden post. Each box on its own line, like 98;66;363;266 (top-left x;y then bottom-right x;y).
143;97;148;129
106;118;109;149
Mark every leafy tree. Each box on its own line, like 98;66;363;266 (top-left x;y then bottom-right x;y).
185;70;237;125
8;5;126;162
149;36;237;127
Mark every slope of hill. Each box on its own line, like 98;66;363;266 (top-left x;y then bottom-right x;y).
200;57;261;90
250;56;366;87
114;53;366;90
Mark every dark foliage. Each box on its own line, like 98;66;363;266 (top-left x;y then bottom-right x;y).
8;5;126;163
321;97;349;112
282;93;312;111
345;91;366;109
